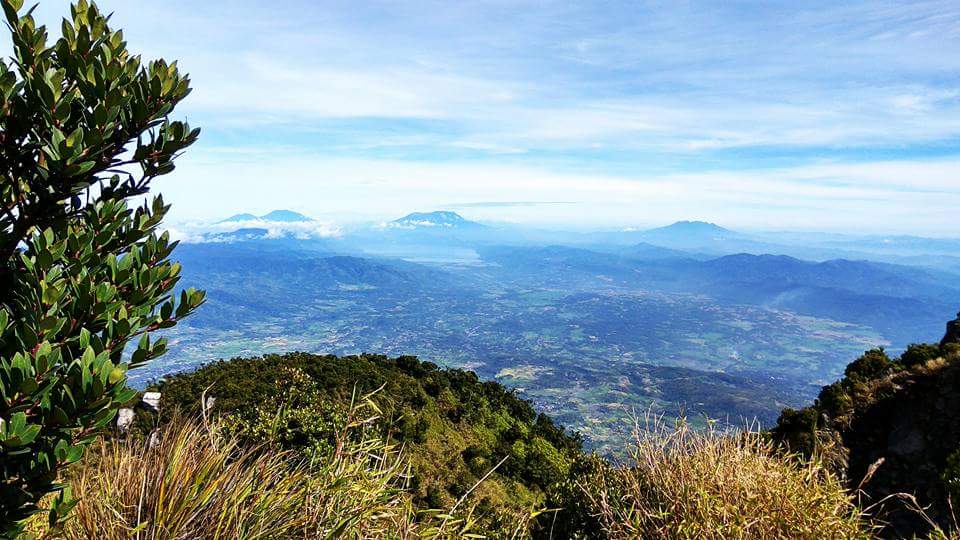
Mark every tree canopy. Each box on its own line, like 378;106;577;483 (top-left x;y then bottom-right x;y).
0;0;201;533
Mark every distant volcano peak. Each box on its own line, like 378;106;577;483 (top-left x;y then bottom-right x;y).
218;210;313;223
260;210;312;222
389;211;483;229
660;220;730;233
218;213;261;223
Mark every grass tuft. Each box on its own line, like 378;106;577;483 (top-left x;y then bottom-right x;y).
48;418;421;538
578;415;873;539
31;400;519;539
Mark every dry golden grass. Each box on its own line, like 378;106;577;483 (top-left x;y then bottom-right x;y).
40;419;424;539
579;417;873;540
30;403;522;539
28;409;878;538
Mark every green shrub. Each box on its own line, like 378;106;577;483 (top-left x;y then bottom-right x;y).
817;380;853;418
545;453;610;539
218;365;347;456
771;406;821;457
900;343;943;368
844;348;894;383
0;0;201;533
942;448;960;507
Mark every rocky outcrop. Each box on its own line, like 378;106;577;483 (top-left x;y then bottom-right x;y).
941;311;960;347
840;360;960;536
772;316;960;537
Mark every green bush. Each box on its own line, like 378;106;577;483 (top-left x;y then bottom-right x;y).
942;448;960;507
900;343;943;368
544;453;610;539
817;381;853;418
844;348;894;384
0;0;201;533
219;366;347;456
771;406;821;457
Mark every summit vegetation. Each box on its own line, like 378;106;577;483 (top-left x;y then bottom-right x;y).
34;352;872;539
153;352;582;530
31;338;959;538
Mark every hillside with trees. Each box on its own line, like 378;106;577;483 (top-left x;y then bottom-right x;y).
97;352;869;538
96;327;960;539
151;353;583;533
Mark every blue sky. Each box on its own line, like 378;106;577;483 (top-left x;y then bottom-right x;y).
18;0;960;233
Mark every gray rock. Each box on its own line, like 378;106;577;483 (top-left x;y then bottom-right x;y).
116;408;134;433
941;311;960;347
888;424;926;456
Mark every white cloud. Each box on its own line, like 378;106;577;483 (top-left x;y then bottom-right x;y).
165;218;341;244
42;0;953;154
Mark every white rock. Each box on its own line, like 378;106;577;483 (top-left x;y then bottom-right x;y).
142;392;162;411
117;408;134;432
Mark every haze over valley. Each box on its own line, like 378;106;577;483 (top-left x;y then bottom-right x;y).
144;210;960;451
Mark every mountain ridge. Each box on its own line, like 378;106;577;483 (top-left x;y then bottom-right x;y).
217;210;313;223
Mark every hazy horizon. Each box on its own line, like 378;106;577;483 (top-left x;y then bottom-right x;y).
167;207;960;240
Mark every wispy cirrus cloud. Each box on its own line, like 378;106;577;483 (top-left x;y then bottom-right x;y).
448;201;578;209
